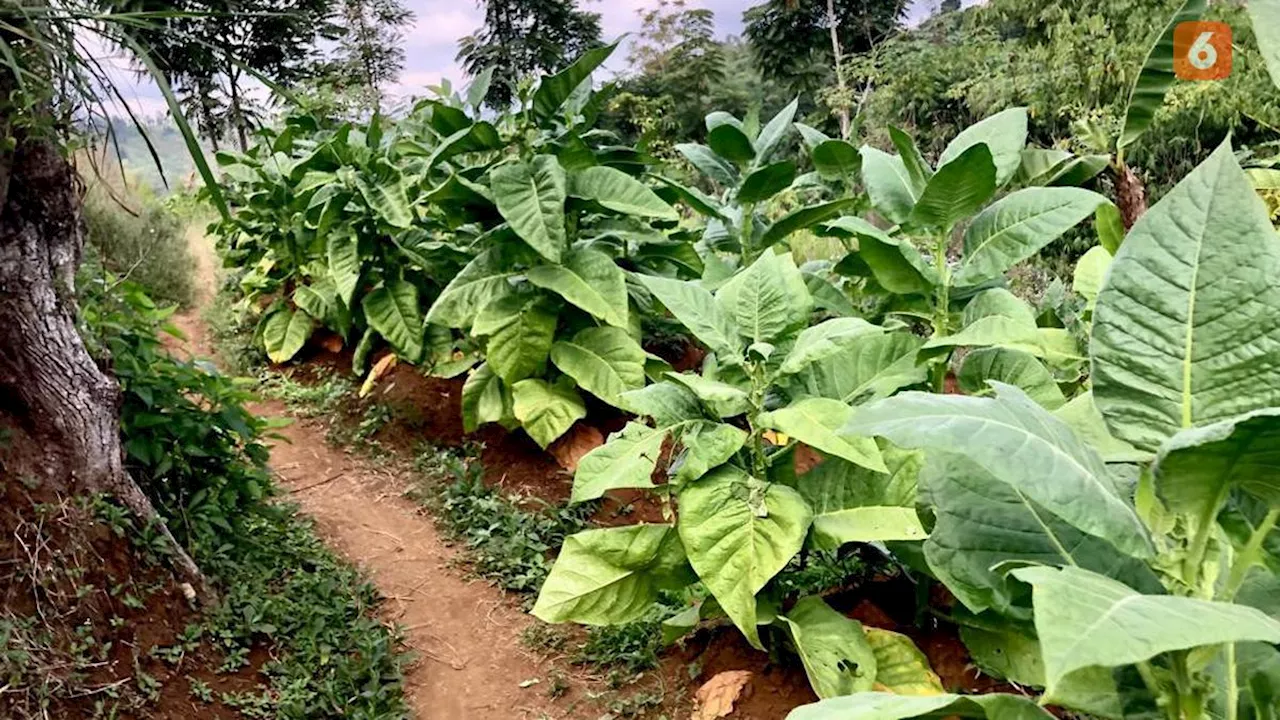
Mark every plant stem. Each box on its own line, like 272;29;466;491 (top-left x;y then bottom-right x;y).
1226;642;1239;720
930;233;951;393
1171;652;1206;720
741;203;756;263
1224;507;1280;600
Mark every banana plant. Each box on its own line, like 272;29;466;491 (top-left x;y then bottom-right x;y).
822;108;1112;397
424;45;705;449
530;249;942;698
654;104;857;265
792;140;1280;720
213;109;471;368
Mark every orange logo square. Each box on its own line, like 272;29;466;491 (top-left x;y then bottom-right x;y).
1174;21;1232;80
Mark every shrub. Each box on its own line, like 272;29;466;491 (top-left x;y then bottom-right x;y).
82;186;196;308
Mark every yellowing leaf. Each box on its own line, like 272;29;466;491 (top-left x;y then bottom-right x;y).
865;627;945;696
360;353;398;397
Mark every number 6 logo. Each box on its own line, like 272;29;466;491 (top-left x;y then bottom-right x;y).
1175;21;1232;80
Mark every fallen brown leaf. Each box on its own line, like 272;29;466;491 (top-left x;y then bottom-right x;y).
548;423;604;472
692;670;752;720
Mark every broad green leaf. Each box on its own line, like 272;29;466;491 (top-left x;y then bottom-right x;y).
888;126;932;196
533;524;687;625
706;113;755;164
527;247;628;328
533;40;619;117
672;422;747;484
651;174;726;219
793;450;926;545
352;173;412;229
1118;0;1208;149
676;143;738;187
1052;392;1150;464
738;161;796;203
938;108;1028;187
263;307;312;363
958;615;1044;687
759;398;887;473
511;378;586;448
661;603;702;645
908;144;996;231
962;288;1037;328
861;146;918;224
715;250;813;338
492;156;567;263
426;250;517;329
958;348;1065;411
760;199;856;248
921;453;1162;618
618;382;704;426
926;316;1082;366
811;139;861;181
1251;0;1280;89
568;166;678;220
825;217;936;295
665;372;750;417
427;121;502;168
954;187;1108;286
327;232;361;307
804;272;858;317
572;422;665;503
1091;141;1280;451
473;293;557;384
1015;148;1072;186
753;98;798;163
1012;565;1280;701
1095;202;1125;255
1072;246;1111;311
678;466;813;649
550;326;646;407
848;384;1152;558
781;318;881;375
787;692;1054;720
794;122;830;150
466;66;494;109
1152;409;1280;532
780;596;878;698
363;281;423;363
791;331;926;404
461;362;511;432
723;250;796;343
865;627;944;695
638;275;741;358
292;285;329;322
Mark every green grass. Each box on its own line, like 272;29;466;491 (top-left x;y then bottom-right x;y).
410;445;596;596
82;185;196;308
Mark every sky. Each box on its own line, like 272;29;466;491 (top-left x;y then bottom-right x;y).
106;0;960;118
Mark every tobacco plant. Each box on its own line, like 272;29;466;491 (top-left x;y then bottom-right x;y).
791;140;1280;719
531;249;948;697
822;107;1112;398
424;44;706;448
655;105;857;265
212;110;472;368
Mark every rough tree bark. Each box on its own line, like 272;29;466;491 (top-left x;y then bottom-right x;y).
0;127;208;598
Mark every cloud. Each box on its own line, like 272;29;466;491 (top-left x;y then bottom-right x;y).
403;7;480;46
387;62;467;100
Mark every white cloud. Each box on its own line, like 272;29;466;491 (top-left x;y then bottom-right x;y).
403;8;480;47
387;62;467;100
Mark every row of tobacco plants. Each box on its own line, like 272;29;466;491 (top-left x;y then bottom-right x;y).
210;8;1280;717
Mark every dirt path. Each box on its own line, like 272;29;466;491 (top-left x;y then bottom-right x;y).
174;233;589;720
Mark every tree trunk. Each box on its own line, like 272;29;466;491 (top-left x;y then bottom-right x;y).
228;65;249;152
0;128;208;598
826;0;851;140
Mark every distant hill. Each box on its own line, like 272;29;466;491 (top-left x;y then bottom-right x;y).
90;117;211;195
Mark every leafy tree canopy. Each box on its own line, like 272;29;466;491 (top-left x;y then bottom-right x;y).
457;0;603;108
